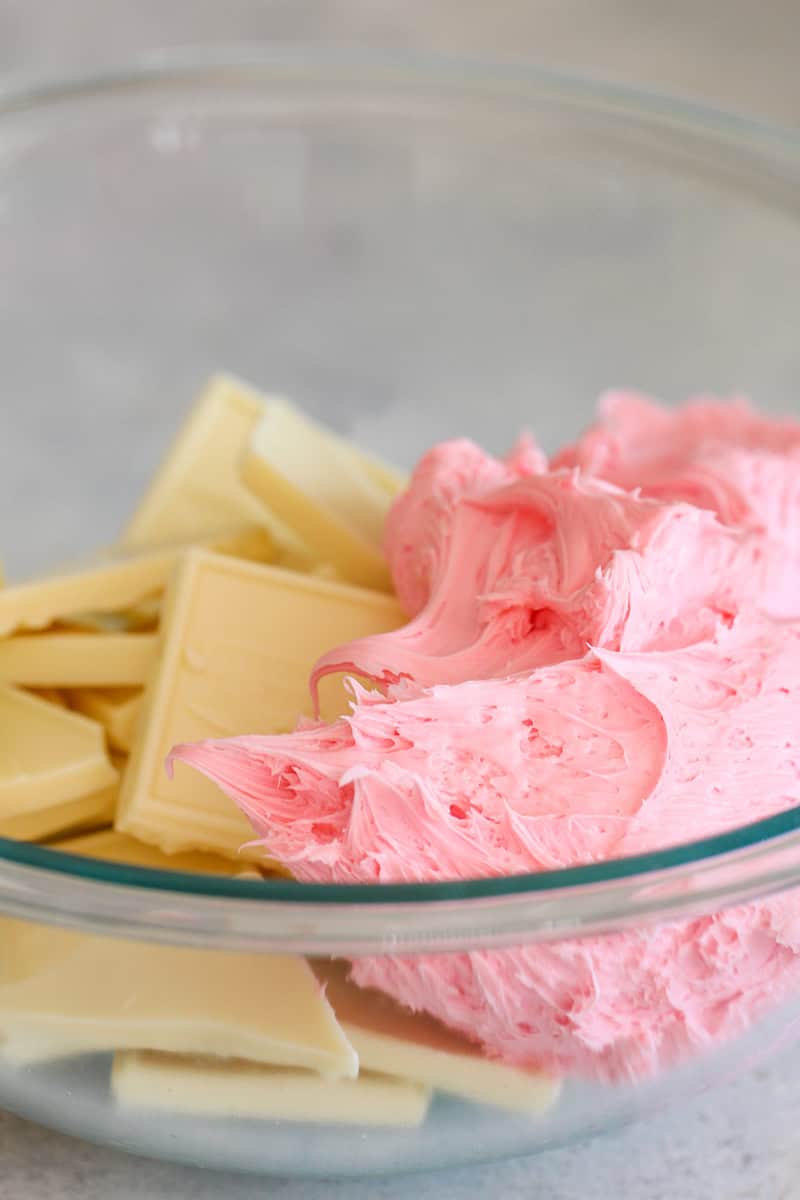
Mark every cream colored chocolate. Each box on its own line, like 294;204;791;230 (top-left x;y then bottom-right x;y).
0;921;357;1076
55;828;242;875
116;551;403;859
121;376;312;565
25;687;68;707
240;398;403;591
0;686;118;821
0;526;275;638
62;598;161;634
0;633;158;687
0;783;117;843
123;594;163;628
112;1052;429;1127
315;960;559;1113
66;688;143;753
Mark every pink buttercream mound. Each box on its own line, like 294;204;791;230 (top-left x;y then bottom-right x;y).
350;893;800;1081
553;392;800;614
312;472;797;701
384;434;546;616
168;394;800;1082
171;614;800;1080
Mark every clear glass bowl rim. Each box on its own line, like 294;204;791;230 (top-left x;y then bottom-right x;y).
2;45;800;952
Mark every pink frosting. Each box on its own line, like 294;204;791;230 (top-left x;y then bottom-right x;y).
348;895;800;1080
554;391;800;616
170;396;800;1082
384;434;546;617
173;615;800;876
172;614;800;1079
312;472;796;700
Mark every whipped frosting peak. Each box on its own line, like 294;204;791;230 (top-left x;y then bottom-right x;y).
554;392;800;612
384;434;546;616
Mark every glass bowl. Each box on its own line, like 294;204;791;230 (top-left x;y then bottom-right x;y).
2;48;800;1178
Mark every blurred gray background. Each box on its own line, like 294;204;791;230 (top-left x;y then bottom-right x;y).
1;0;800;128
1;4;800;1198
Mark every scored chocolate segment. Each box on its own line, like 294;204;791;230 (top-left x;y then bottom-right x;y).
115;550;404;860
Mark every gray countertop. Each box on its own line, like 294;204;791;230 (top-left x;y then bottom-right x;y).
2;3;800;1197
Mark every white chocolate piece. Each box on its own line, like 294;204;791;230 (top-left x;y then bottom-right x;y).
112;1052;429;1127
0;784;117;844
0;633;158;688
240;398;403;591
121;376;307;560
315;960;561;1113
61;602;160;635
115;551;403;859
0;922;356;1077
0;685;118;818
54;828;242;875
0;527;275;637
24;687;68;708
66;688;143;754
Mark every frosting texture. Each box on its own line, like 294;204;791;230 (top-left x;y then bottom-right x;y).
171;395;800;1081
554;391;800;616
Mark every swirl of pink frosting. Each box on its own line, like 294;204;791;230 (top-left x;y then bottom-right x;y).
172;614;800;1080
553;391;800;615
384;434;546;616
170;396;800;1082
311;472;795;702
